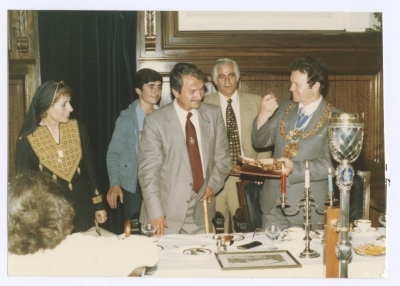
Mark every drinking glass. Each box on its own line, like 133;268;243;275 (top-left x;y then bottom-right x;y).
141;221;157;238
265;225;281;250
253;228;265;239
378;212;386;228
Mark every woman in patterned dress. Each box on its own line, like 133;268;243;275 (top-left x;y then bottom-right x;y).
16;80;107;232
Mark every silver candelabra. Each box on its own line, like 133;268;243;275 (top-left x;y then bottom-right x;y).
277;162;324;258
329;113;364;278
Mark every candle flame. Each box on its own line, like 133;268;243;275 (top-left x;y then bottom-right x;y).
305;160;309;169
328;167;332;174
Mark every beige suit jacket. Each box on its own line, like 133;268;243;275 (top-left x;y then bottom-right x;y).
138;101;232;234
203;91;271;160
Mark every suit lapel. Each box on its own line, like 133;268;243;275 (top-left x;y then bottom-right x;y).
304;99;327;133
238;92;253;144
285;102;299;133
198;105;210;174
205;92;221;107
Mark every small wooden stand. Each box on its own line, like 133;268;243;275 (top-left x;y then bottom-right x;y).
324;206;340;278
203;199;210;233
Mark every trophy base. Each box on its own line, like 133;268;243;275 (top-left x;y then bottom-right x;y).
299;249;320;258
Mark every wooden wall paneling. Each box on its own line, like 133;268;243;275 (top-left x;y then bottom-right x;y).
8;76;26;182
137;11;383;76
157;12;382;75
239;75;291;100
8;10;41;181
373;71;384;168
327;76;373;166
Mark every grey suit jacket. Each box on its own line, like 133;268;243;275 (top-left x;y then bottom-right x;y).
138;101;232;234
204;91;270;160
252;99;341;217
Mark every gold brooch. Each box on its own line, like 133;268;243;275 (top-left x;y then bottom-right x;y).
188;137;196;145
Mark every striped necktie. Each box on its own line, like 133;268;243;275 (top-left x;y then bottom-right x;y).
295;106;310;130
226;99;241;165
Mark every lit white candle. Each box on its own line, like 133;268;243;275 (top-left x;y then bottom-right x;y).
305;161;310;188
328;167;333;193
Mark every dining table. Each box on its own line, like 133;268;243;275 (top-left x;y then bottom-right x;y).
144;227;386;279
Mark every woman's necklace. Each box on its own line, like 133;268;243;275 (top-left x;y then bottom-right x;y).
280;101;331;158
41;121;64;162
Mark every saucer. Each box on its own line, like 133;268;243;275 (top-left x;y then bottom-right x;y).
182;247;212;256
212;233;245;242
352;227;378;233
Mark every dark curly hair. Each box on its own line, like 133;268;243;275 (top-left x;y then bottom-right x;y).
134;68;163;91
291;57;329;96
8;172;75;255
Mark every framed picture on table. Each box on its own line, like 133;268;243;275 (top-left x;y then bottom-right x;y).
215;250;302;270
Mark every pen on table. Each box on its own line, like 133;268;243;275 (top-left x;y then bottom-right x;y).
94;219;102;236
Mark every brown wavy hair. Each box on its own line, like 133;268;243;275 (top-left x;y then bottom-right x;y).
8;172;75;255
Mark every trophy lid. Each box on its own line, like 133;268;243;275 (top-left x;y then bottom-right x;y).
329;113;364;125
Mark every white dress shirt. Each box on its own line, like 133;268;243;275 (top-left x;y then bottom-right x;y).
173;99;205;176
296;95;323;130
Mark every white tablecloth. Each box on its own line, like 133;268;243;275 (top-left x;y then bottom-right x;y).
146;228;386;278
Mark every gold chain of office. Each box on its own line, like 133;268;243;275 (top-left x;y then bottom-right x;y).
280;101;331;158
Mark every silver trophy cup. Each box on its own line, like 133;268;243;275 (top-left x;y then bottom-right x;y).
329;113;364;278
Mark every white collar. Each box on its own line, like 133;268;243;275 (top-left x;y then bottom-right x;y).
299;96;323;115
218;90;238;103
173;99;198;116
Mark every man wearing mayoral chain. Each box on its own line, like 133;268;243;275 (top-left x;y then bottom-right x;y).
252;57;341;230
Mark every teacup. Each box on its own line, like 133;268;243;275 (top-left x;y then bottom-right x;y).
283;227;304;240
354;219;371;232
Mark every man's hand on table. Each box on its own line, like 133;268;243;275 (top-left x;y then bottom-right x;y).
151;216;168;237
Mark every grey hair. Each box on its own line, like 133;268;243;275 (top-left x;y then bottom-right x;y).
211;58;240;82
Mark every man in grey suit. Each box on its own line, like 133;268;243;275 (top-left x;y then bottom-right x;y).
252;57;341;230
204;58;271;232
138;62;232;235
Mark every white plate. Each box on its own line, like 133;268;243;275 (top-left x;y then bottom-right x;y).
212;233;245;242
182;248;212;256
